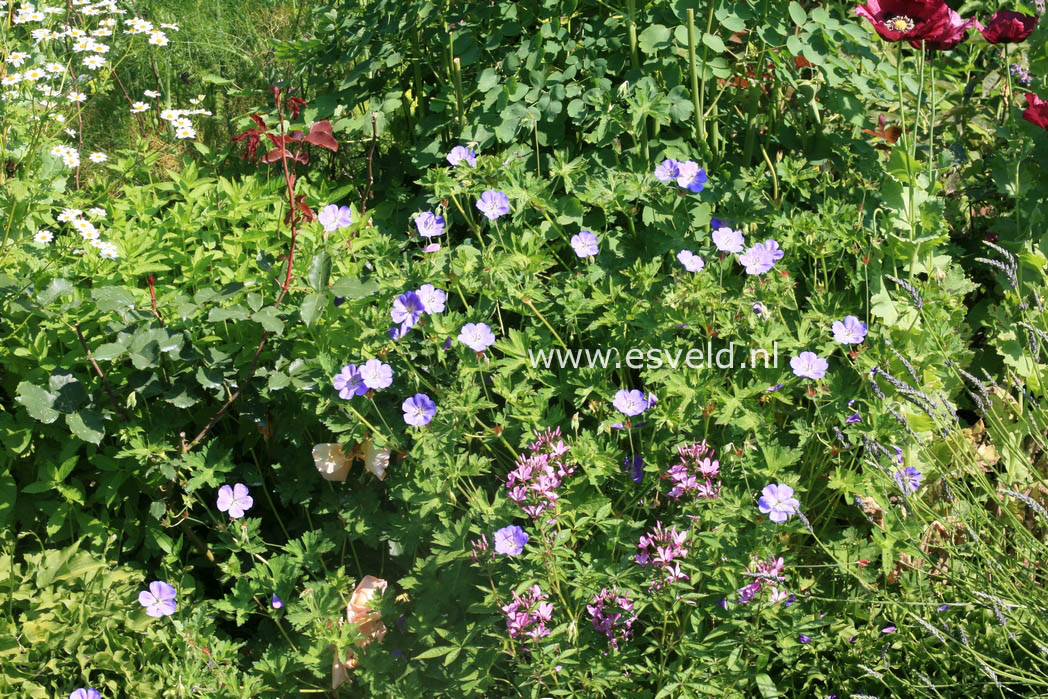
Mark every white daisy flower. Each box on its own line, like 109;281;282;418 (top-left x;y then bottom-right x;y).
159;109;179;121
6;51;29;67
68;91;87;102
53;113;66;123
87;207;107;218
83;55;105;69
58;208;82;221
34;230;54;244
172;117;191;128
130;101;148;112
88;152;106;163
174;125;196;139
143;89;160;98
148;33;168;46
23;68;45;81
99;244;119;259
1;74;22;86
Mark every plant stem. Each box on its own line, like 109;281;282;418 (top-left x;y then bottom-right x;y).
687;9;702;144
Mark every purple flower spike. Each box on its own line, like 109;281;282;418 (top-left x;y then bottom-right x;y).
402;393;437;427
138;580;177;617
217;483;253;519
571;230;599;258
832;315;868;344
447;145;477;167
359;359;393;390
493;525;529;555
458;322;496;352
790;352;828;380
476;190;510;221
333;364;368;399
612;389;649;417
758;483;801;523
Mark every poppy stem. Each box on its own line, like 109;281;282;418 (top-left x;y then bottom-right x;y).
687;9;702;144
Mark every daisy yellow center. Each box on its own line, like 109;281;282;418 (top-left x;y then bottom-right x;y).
887;15;915;32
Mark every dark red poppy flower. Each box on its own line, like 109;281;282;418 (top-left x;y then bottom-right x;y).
920;6;980;50
979;10;1037;44
855;0;977;50
1023;93;1048;131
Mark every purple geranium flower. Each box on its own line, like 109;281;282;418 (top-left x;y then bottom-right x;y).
675;160;708;193
422;242;441;253
416;284;446;314
333;364;368;399
677;250;705;272
799;634;812;644
318;204;353;233
391;291;425;331
753;303;767;319
654;158;680;182
447;145;477;167
359;359;393;390
845;412;862;424
881;626;897;634
758;483;801;523
613;389;649;417
138;580;177;617
493;524;529;555
790;352;828;380
832;315;868;344
217;483;253;519
402;393;437;426
415;211;445;238
272;593;284;609
70;690;101;699
766;384;784;392
894;466;922;494
738;240;784;274
459;322;496;352
476;190;510;221
571;230;599;258
712;226;745;253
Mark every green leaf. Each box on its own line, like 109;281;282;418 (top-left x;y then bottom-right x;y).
788;2;807;26
16;382;60;424
755;673;779;698
301;292;329;327
208;305;251;323
638;24;671;54
702;32;725;53
49;371;87;413
331;276;380;299
91;286;136;313
91;342;126;361
307;251;332;292
38;278;73;305
252;307;285;334
66;410;104;445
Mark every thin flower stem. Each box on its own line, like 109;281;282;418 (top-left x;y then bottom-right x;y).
522;297;568;349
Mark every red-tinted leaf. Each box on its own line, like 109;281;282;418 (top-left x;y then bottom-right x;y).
287;130;305;142
294;150;309;165
248;113;266;130
305;120;338;152
261;147;289;164
265;132;285;148
288;96;307;120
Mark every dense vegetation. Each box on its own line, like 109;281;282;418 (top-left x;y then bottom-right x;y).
3;0;1048;696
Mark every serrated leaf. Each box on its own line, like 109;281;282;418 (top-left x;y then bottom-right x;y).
16;382;59;424
91;286;136;313
252;307;285;334
331;276;380;299
301;292;329;327
49;371;87;413
307;251;332;292
91;342;126;361
66;410;104;445
38;278;73;305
